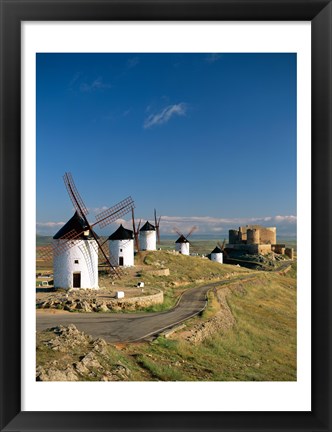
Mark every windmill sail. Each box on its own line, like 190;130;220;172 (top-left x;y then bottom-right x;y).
52;172;135;279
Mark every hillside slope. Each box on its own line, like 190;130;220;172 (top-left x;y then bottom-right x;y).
36;257;297;381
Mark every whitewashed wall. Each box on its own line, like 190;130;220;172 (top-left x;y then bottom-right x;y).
53;239;99;289
139;230;156;251
176;242;190;255
109;239;134;267
211;252;223;264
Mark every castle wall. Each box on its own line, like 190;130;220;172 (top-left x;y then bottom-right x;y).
259;227;277;244
226;243;272;255
239;226;247;242
255;244;272;255
285;248;294;260
247;229;260;244
272;244;286;254
229;230;239;244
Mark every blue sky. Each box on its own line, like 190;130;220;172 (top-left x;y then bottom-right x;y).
36;53;296;238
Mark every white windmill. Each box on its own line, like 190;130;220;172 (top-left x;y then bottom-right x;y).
42;172;134;290
53;212;99;289
210;245;223;264
108;224;134;267
139;221;156;251
174;226;197;256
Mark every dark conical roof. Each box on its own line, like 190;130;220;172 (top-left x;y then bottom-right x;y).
108;224;134;241
53;212;97;240
175;234;189;243
211;246;223;254
140;221;155;232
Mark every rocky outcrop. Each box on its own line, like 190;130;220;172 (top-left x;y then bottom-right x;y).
36;290;163;313
184;284;246;344
36;325;133;382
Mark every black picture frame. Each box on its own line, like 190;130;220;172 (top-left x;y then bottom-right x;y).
0;1;331;431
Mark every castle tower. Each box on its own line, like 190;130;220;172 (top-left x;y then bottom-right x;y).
210;246;223;264
175;234;190;255
53;212;99;290
247;228;260;244
139;221;156;251
108;224;134;267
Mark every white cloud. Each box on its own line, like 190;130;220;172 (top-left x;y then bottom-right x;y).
37;221;65;228
80;77;112;92
68;72;83;89
158;214;297;237
205;53;222;63
144;103;187;129
36;214;297;237
127;56;139;68
87;206;109;215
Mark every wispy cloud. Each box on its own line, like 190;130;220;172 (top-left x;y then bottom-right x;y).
205;53;222;63
157;215;297;237
87;206;109;215
122;109;131;117
68;72;83;89
37;222;65;228
69;73;112;92
36;214;296;237
144;103;188;129
36;221;65;235
127;56;140;69
80;77;112;92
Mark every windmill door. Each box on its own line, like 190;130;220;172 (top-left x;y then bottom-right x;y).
119;257;124;266
73;272;81;288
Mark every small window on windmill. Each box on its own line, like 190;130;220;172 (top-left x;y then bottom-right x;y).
120;248;123;252
83;230;90;237
74;259;79;264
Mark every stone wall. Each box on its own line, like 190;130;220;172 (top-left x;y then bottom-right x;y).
272;244;286;254
285;248;294;260
147;268;170;276
37;289;164;312
259;227;277;244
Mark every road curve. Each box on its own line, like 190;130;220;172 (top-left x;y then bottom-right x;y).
36;280;235;343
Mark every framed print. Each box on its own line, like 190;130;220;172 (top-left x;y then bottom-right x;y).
0;0;331;431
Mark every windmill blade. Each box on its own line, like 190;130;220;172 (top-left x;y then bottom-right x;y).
38;229;86;261
186;225;198;239
172;226;183;238
218;239;226;251
131;208;140;252
154;209;161;244
63;172;89;218
37;244;54;262
89;235;122;278
94;196;134;229
136;219;142;251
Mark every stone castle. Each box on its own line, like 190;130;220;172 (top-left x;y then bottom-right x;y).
227;225;294;259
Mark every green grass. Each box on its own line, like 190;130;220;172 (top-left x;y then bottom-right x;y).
123;271;297;381
36;239;297;381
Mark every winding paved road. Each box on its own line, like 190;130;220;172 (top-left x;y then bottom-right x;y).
36;279;241;343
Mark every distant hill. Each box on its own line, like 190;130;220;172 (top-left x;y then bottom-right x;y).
36;235;53;246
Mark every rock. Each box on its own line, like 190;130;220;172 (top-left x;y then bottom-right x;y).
36;366;78;381
81;352;102;369
96;303;109;313
74;361;89;375
93;338;108;354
